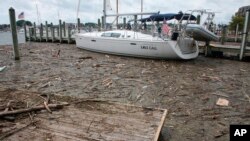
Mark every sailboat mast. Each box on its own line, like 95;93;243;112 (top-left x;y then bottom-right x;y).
76;0;81;30
116;0;119;28
35;0;40;25
103;0;107;30
141;0;143;19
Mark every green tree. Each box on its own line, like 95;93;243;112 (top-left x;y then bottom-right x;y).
229;15;244;31
16;20;32;27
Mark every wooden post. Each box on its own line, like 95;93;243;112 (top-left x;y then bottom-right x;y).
98;19;101;31
57;27;59;37
235;24;239;42
240;10;250;60
40;23;43;42
63;21;66;37
67;26;71;44
197;15;201;25
29;27;32;41
51;23;55;42
24;21;27;41
205;41;211;56
134;15;138;31
45;21;48;42
123;17;126;29
101;16;104;30
59;19;62;43
77;18;80;33
220;26;226;45
34;22;37;41
9;7;20;60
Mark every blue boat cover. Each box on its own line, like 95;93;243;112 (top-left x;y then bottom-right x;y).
140;13;196;22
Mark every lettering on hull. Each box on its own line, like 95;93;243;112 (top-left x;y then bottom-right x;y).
141;45;157;50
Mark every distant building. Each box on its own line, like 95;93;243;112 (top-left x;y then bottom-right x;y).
236;5;250;17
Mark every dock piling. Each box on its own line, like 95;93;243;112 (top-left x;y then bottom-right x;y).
123;18;126;29
9;7;20;60
59;19;62;43
220;26;226;45
63;21;66;37
101;16;104;30
51;23;55;42
24;21;27;41
98;19;101;31
240;10;250;60
67;25;71;44
34;22;37;41
77;18;80;33
40;23;43;42
45;21;48;42
29;28;32;41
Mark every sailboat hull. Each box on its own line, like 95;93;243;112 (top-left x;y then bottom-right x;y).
75;31;199;59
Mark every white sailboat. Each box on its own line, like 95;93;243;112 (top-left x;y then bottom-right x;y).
75;1;218;59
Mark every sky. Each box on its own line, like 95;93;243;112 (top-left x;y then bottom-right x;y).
0;0;249;25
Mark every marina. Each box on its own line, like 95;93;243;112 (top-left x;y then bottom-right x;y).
0;0;250;141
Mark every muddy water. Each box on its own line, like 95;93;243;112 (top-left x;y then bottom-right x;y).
0;43;250;141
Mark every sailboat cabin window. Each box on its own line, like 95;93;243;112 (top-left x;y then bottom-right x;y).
101;33;121;38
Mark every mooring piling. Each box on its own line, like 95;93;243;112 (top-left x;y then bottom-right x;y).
98;19;101;31
34;22;37;41
101;16;104;30
40;23;43;42
9;7;20;60
51;23;55;42
77;18;81;33
123;17;126;29
67;25;71;44
63;21;66;37
45;21;48;42
24;21;27;41
239;10;250;60
59;19;62;43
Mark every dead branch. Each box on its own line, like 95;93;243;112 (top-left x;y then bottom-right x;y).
0;103;69;117
43;101;52;113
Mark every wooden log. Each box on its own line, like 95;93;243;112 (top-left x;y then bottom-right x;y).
8;7;20;60
0;103;69;117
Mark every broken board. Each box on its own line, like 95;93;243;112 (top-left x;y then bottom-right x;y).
2;100;167;141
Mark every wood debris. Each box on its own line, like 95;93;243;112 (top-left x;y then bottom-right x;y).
216;98;229;106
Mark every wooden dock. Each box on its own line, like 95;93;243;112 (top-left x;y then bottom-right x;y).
3;100;167;141
199;42;250;58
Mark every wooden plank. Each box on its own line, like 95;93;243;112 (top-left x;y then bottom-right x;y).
4;101;167;141
154;109;168;141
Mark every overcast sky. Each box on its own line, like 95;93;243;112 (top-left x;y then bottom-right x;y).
0;0;249;25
